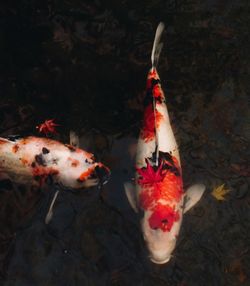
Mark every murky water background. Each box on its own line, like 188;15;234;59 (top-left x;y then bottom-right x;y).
0;0;249;285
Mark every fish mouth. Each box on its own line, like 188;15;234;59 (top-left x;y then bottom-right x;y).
150;256;171;264
94;164;111;186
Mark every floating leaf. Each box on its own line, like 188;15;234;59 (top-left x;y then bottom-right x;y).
228;259;247;284
211;184;230;201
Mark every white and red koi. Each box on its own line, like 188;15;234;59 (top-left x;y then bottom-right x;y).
125;23;205;264
0;136;110;190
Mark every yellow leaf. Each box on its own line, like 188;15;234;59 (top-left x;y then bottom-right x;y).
211;184;230;201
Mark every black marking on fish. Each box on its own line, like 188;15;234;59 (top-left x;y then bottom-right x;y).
65;144;76;152
42;147;50;154
6;135;22;141
85;159;92;164
35;154;46;166
31;162;36;168
52;158;59;165
161;219;168;225
151;78;160;86
160;151;174;165
151;151;180;176
144;78;162;106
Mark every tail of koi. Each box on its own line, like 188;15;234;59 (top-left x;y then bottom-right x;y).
151;22;165;68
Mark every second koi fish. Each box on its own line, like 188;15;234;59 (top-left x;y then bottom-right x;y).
0;136;110;189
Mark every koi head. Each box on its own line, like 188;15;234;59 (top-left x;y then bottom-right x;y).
141;205;183;264
76;163;110;188
94;163;111;186
54;145;111;190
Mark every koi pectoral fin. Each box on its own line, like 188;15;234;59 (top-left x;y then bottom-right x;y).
82;178;99;188
45;189;60;224
124;181;139;213
183;184;206;214
69;130;80;148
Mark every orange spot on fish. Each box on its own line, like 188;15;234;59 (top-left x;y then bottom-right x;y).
21;158;29;165
65;144;77;152
0;139;7;145
82;150;95;160
19;138;29;145
68;157;80;167
78;166;95;181
65;144;94;160
12;144;19;153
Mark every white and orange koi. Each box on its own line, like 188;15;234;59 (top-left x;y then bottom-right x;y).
0;136;110;189
125;23;205;264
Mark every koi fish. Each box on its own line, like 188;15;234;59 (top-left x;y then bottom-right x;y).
0;136;110;190
36;119;59;135
124;23;205;264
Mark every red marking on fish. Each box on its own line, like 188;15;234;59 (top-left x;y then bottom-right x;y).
12;144;19;153
78;166;96;182
65;144;77;152
141;105;163;142
148;204;180;232
147;69;158;81
136;159;164;185
36;119;59;135
32;166;59;186
82;150;94;159
146;68;165;101
152;84;163;101
21;157;29;165
68;157;80;167
65;144;93;158
137;155;183;232
0;139;7;145
139;164;183;211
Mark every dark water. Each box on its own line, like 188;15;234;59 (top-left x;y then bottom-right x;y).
0;0;249;285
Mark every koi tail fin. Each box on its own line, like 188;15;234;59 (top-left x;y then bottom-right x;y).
151;22;165;68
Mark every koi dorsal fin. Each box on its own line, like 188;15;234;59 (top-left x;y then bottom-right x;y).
151;22;165;68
